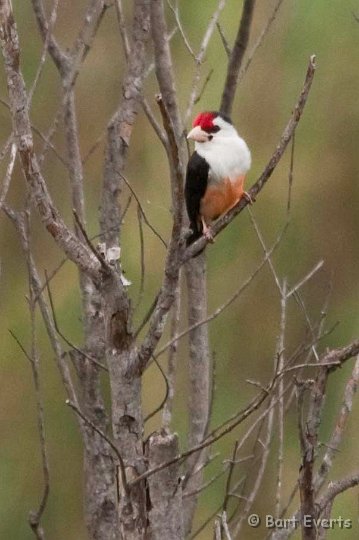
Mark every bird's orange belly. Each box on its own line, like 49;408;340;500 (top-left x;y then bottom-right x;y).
200;175;245;222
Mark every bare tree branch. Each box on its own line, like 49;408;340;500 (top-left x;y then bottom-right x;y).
4;208;82;414
0;2;101;279
31;0;68;73
0;140;16;210
287;260;324;298
22;213;50;540
296;378;317;540
146;431;184;539
131;374;279;487
100;0;151;248
155;222;287;360
162;277;182;428
275;282;287;518
314;354;359;492
270;342;359;540
183;254;211;533
232;404;274;536
167;0;195;57
316;470;359;516
28;0;60;105
135;1;186;373
150;0;183;139
120;172;167;248
220;0;256;116
216;22;231;57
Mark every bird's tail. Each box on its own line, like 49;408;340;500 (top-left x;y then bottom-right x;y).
186;220;202;246
186;230;201;247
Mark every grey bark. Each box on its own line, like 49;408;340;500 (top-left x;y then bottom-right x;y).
147;431;184;540
100;0;151;248
0;5;100;278
98;2;151;537
183;254;211;534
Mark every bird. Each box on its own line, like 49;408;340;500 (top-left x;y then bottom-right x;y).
185;111;251;246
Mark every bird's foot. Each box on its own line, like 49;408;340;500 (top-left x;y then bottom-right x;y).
203;225;215;243
243;191;255;204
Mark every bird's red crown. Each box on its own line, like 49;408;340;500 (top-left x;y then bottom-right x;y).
192;112;216;131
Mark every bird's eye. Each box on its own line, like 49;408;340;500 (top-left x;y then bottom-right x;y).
208;135;213;141
203;125;220;134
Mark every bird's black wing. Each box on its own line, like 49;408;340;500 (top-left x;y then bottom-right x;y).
185;151;209;245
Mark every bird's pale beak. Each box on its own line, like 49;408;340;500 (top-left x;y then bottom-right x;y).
187;125;209;143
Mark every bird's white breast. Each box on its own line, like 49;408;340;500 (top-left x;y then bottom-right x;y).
195;135;251;185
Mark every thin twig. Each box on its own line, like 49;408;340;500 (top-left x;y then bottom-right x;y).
247;207;283;293
143;356;170;423
294;291;320;362
183;468;225;499
287;131;295;213
275;281;287;518
4;207;82;421
184;0;227;124
194;68;214;105
10;328;49;540
223;441;240;512
120;173;167;248
238;0;285;83
167;0;195;57
115;0;130;59
216;22;231;57
135;204;145;310
283;282;333;413
232;402;275;537
66;399;129;496
28;0;60;105
31;0;67;72
286;260;324;298
0;96;68;168
73;209;109;272
28;260;50;540
44;269;108;372
141;96;168;148
190;503;224;539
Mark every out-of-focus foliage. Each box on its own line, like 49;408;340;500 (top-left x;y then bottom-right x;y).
0;1;358;538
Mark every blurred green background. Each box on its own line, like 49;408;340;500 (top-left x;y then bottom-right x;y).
0;1;358;538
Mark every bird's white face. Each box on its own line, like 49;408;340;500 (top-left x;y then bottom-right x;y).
187;112;235;143
187;111;251;181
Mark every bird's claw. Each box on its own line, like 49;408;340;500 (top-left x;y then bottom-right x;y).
243;191;255;204
203;227;215;243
